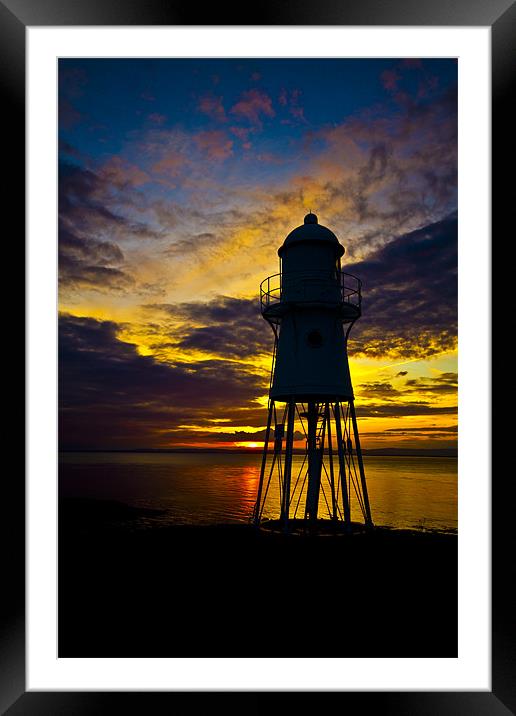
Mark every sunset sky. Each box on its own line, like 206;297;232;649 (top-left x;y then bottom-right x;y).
58;58;457;451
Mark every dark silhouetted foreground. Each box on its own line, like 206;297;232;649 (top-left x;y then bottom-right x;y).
59;498;457;657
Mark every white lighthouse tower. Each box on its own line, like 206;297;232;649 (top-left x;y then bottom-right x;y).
254;213;373;531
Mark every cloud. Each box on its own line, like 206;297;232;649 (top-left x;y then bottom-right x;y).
383;425;457;433
356;382;402;400
57;60;458;449
59;140;84;161
356;403;456;418
381;60;445;105
98;155;151;188
59;165;128;290
58;162;163;293
181;428;304;444
197;93;226;122
230;126;254;143
146;296;273;361
381;69;401;91
57;307;456;449
306;84;457;245
132;126;192;181
59;98;83;129
278;88;306;124
363;425;457;443
59;225;133;293
347;214;457;360
140;211;457;366
230;89;275;128
193;130;233;160
60;263;134;293
356;374;456;411
58;69;456;313
151;153;186;178
59;314;268;449
404;373;458;394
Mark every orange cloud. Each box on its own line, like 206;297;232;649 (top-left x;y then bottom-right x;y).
151;153;186;177
230;89;275;128
194;130;233;160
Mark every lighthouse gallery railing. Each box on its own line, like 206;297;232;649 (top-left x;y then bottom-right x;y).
260;269;362;315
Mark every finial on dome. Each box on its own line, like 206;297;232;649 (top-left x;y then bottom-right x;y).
304;212;318;225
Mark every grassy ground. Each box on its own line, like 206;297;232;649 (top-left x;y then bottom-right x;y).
58;498;457;658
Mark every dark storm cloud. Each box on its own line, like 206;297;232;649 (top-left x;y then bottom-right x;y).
347;214;457;360
59;314;268;449
188;429;304;444
356;381;402;400
356;403;456;419
59;224;134;293
147;296;273;360
59;162;129;292
356;375;456;409
60;262;134;293
59;162;162;293
356;374;457;403
404;372;458;394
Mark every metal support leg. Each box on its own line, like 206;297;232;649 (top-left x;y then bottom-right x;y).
326;403;337;520
253;399;274;524
305;401;321;522
349;400;373;526
281;399;296;529
334;401;351;525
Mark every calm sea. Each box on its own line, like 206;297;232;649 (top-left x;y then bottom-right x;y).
59;451;457;533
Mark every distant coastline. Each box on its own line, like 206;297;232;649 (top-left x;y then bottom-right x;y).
59;447;458;458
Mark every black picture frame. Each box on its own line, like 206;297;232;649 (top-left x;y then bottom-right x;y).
2;0;511;710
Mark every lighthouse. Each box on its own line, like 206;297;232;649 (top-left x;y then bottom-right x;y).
254;213;373;531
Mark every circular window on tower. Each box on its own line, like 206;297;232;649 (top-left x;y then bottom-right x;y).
306;329;323;348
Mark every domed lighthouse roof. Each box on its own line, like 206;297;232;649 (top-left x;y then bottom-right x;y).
278;213;345;257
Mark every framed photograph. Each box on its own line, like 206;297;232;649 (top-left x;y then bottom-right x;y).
2;0;511;710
